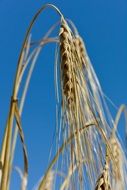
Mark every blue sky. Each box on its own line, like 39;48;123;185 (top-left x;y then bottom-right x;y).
0;0;127;189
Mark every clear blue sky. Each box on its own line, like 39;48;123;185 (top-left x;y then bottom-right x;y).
0;0;127;189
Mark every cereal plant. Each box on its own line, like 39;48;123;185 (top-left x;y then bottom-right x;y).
0;3;127;190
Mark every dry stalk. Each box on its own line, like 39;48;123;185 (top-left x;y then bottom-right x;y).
38;122;95;189
0;4;64;190
40;170;54;190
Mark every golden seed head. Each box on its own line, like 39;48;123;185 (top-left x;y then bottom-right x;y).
59;23;75;107
73;36;87;66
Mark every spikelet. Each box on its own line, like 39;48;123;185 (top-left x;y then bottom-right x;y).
73;35;87;67
109;137;126;190
59;19;80;111
95;161;111;190
59;20;75;108
110;137;123;181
